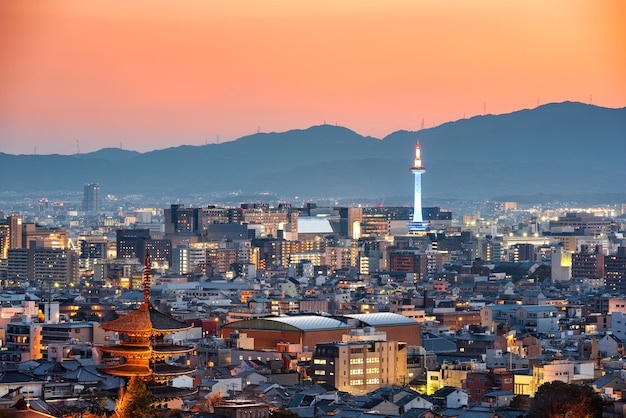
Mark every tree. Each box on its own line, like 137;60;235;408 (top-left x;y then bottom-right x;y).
509;394;530;410
530;264;551;280
269;409;299;418
115;376;154;418
198;392;224;413
83;390;110;418
492;264;528;281
528;381;603;418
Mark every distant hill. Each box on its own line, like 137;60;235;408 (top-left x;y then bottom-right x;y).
1;101;625;202
73;148;141;161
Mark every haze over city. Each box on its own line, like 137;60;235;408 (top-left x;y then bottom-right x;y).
1;0;625;155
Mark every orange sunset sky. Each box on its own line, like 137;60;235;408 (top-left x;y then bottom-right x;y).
1;0;625;155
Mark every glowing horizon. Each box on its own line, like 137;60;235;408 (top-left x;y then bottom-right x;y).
1;0;624;155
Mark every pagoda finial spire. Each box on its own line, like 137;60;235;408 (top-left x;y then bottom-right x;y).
143;248;151;304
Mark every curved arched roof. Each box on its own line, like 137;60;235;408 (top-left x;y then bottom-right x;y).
223;315;351;332
342;312;419;327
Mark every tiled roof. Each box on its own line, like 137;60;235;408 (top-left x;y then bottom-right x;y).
147;384;198;399
0;370;45;384
62;365;103;383
100;303;190;334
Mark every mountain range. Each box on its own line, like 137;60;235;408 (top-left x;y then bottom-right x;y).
1;101;625;204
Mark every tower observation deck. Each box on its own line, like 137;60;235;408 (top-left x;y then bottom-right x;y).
408;142;429;233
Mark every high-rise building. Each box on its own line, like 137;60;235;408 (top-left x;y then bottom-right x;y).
409;143;428;233
605;247;626;294
389;249;442;280
571;251;604;279
82;182;100;213
0;215;24;258
21;222;68;249
79;236;108;259
116;229;171;266
164;204;202;236
7;247;78;286
511;243;536;262
116;229;151;260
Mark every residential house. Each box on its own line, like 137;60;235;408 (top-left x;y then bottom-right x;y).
431;386;469;409
598;334;625;357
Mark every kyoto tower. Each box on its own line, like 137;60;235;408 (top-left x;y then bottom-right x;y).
408;142;428;233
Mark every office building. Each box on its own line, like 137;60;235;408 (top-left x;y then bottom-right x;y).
605;247;626;294
311;329;408;395
164;204;202;236
82;182;101;213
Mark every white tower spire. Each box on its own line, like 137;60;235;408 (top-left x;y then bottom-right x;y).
409;141;428;232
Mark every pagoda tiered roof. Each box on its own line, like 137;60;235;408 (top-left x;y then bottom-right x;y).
147;384;197;400
152;343;195;356
153;363;196;377
100;302;191;336
101;343;194;356
100;344;152;356
100;364;153;378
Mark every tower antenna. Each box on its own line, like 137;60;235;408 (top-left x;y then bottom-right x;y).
75;139;80;154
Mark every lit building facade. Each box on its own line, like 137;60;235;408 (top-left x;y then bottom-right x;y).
311;330;408;395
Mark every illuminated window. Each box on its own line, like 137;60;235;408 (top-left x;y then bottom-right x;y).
313;359;327;365
366;357;379;363
366;378;380;384
350;369;363;375
350;358;363;365
349;379;363;386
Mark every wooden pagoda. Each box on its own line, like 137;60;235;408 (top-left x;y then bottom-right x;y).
99;251;197;399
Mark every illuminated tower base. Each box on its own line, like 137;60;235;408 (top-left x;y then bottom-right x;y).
408;142;429;233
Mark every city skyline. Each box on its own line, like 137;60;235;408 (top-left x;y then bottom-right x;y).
1;0;625;155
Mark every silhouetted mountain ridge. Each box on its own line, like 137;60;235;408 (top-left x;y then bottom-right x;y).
1;101;624;202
